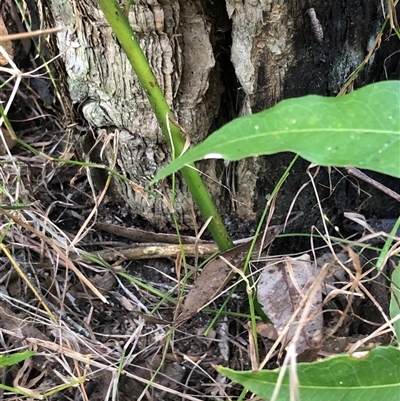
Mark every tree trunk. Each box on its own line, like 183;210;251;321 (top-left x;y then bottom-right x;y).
40;0;399;235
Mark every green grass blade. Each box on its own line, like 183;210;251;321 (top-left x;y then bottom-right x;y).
390;259;400;341
0;351;35;368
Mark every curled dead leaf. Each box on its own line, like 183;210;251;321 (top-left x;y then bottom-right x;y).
0;127;17;154
256;322;279;340
0;15;13;65
257;254;323;354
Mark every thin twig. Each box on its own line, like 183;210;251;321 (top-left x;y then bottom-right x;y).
346;167;400;202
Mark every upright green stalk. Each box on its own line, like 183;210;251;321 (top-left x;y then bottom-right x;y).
95;0;233;251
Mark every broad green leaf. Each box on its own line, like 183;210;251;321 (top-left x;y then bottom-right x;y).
218;346;400;401
152;81;400;182
0;351;35;368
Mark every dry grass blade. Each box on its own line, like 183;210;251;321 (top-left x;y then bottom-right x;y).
0;26;64;42
0;243;57;323
0;207;107;303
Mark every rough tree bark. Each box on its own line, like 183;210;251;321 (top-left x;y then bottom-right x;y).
38;0;398;235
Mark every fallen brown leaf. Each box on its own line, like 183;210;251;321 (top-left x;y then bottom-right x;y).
0;15;13;65
0;127;17;154
176;224;283;323
257;254;323;354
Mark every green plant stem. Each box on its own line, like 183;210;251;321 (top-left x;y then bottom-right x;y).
95;0;233;251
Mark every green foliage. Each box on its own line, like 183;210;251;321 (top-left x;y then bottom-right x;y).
153;81;400;182
218;347;400;401
0;351;35;368
390;261;400;341
0;351;38;398
387;217;400;340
